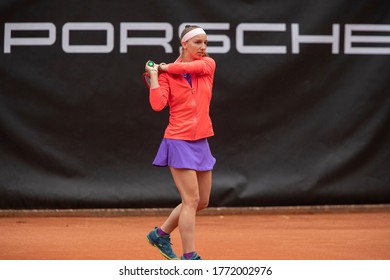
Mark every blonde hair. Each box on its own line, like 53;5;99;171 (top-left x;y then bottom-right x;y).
180;25;201;40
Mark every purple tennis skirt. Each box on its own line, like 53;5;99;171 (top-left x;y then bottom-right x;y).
153;138;216;171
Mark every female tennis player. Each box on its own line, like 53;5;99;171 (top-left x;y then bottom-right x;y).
145;25;216;260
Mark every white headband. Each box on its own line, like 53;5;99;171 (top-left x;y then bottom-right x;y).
181;28;206;43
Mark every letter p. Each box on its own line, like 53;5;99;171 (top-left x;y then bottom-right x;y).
4;22;56;53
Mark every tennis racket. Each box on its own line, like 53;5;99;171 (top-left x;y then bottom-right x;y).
142;60;156;89
142;72;152;89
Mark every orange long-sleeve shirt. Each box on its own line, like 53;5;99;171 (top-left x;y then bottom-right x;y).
149;56;216;141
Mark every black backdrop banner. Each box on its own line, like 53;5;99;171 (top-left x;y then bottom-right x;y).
0;0;389;209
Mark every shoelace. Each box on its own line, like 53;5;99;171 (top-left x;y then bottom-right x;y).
160;235;173;246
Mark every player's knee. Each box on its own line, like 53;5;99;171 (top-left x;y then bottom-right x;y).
197;199;209;211
183;195;200;210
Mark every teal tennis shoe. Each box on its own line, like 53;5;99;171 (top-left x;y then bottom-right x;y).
146;227;178;260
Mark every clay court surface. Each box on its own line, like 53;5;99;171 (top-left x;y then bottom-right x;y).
1;206;389;260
